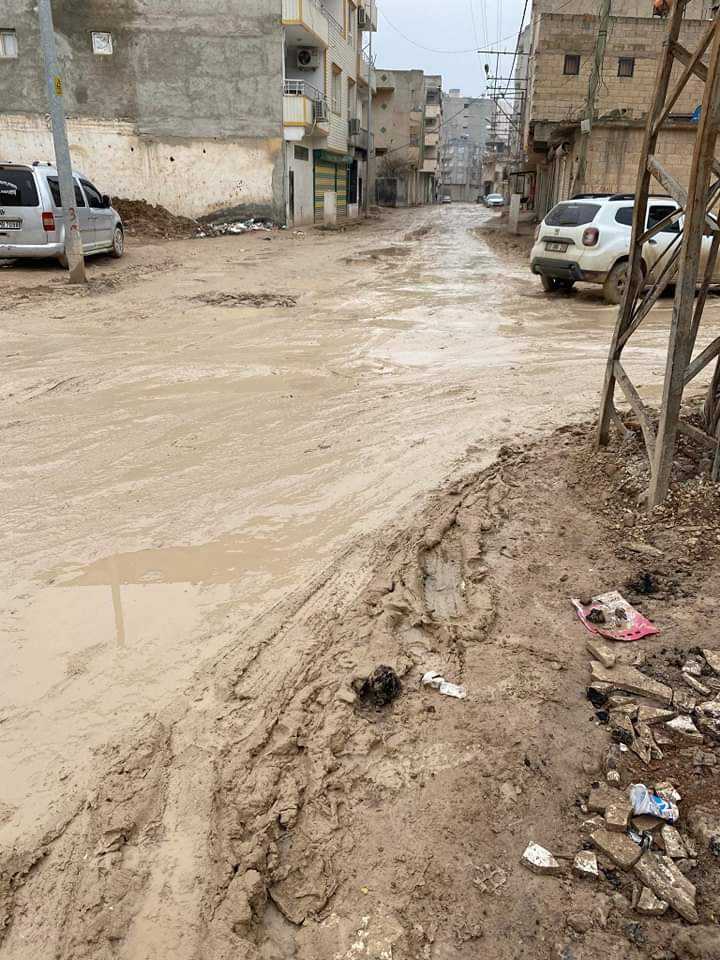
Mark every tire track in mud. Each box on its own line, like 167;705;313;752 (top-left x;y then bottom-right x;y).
0;459;511;960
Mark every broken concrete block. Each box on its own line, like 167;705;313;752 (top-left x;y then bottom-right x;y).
566;912;592;934
686;807;720;849
665;715;703;743
683;657;704;677
653;725;674;747
632;721;662;764
607;694;637;709
590;661;672;706
637;705;675;725
521;842;562;876
697;696;720;719
632;814;663;833
606;770;621;784
672;690;696;714
626;540;664;558
609;711;635;746
587;638;617;669
591;828;643;870
702;649;720;676
606;800;632;833
636;886;668;916
580;815;606;836
683;673;711;697
588;783;621;814
633;851;698;924
660;825;687;860
574;850;599;879
612;702;639;719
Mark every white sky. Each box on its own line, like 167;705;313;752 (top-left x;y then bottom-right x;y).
372;0;528;98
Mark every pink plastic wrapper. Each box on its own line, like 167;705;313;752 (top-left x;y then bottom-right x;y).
571;590;658;642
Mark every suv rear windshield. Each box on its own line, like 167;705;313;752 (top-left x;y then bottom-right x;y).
0;168;39;207
545;202;601;227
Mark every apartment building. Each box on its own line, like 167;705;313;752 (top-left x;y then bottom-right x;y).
440;90;492;201
523;0;716;215
0;0;377;224
372;69;442;206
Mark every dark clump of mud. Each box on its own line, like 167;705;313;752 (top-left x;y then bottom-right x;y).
190;291;297;309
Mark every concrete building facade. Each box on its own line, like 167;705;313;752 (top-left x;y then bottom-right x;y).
523;0;717;216
0;0;378;224
372;68;442;206
440;90;492;201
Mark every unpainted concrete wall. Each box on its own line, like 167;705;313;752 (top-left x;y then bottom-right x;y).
1;0;285;219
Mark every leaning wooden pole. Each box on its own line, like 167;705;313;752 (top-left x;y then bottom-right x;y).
648;14;720;506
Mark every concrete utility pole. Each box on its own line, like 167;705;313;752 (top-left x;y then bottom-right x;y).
365;1;374;217
573;0;612;196
37;0;86;283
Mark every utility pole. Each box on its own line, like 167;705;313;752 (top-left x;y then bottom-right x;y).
573;0;612;196
364;0;374;217
37;0;86;284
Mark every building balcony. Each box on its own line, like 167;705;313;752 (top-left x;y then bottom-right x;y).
425;104;441;119
282;0;329;47
358;0;378;31
421;159;438;174
283;80;330;138
424;132;439;146
350;124;372;152
358;52;376;92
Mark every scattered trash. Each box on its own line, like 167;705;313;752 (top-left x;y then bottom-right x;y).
198;217;275;238
355;665;401;707
629;784;679;824
572;591;658;641
422;671;466;700
521;842;562;875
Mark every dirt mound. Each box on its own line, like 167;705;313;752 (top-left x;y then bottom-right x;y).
2;423;720;959
112;198;200;239
474;221;535;262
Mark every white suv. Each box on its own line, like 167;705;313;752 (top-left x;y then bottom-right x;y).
530;193;696;304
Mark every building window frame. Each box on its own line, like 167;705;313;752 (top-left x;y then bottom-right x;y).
618;56;635;78
563;53;581;76
331;64;342;115
0;28;18;58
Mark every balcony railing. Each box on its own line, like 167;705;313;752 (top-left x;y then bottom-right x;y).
284;78;324;101
283;79;330;128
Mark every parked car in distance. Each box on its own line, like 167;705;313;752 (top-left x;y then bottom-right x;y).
529;192;718;304
440;194;452;204
0;161;124;266
485;193;505;207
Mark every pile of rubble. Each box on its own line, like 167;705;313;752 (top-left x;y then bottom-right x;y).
196;218;276;238
522;602;720;934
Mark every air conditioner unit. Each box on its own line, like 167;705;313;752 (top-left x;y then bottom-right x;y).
358;7;369;28
313;99;329;123
348;118;361;136
296;47;320;70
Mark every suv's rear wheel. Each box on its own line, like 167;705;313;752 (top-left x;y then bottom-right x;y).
110;226;125;259
603;260;644;305
540;275;574;293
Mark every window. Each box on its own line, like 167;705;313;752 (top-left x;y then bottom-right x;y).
294;145;309;161
0;168;38;205
545;201;600;227
91;31;113;55
618;57;635;78
331;64;341;115
80;179;104;208
648;203;680;234
0;28;18;58
47;177;86;207
563;54;581;76
615;206;633;227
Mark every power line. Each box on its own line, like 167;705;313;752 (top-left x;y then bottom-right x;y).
378;9;534;56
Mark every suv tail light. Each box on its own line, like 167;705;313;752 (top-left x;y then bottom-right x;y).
582;226;599;246
42;211;56;232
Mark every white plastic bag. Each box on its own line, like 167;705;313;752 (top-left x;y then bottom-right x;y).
629;783;679;823
422;671;467;700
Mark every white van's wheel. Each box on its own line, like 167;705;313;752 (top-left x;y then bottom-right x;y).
111;226;125;259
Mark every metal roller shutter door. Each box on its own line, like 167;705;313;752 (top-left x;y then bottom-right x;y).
314;160;348;222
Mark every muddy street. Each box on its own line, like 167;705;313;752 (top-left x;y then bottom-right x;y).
2;205;720;959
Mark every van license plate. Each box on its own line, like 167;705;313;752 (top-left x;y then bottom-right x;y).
546;241;568;252
0;219;21;230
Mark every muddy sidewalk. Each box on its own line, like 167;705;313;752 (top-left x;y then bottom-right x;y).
2;422;719;960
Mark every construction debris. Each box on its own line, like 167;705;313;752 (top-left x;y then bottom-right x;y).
589;661;673;706
633;852;698;924
636;886;668;917
665;715;703;742
591;828;643;869
521;843;562;876
573;850;599;879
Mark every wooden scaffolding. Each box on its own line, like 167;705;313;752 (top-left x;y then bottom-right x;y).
597;0;720;506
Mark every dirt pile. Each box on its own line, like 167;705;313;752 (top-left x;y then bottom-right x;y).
474;220;536;262
2;421;720;960
112;198;200;239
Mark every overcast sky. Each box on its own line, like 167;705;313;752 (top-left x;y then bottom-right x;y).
372;0;528;98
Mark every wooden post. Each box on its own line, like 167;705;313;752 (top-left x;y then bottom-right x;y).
648;17;720;507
